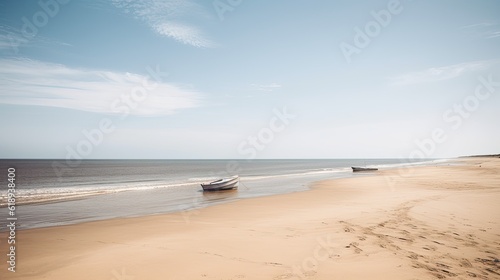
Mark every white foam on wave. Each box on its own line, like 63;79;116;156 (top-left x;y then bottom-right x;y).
0;159;451;207
241;167;352;181
0;180;200;207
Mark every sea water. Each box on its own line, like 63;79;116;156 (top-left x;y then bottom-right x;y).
0;159;443;229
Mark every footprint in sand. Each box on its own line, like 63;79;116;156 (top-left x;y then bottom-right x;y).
406;224;418;229
460;258;472;268
273;273;293;280
344;226;354;233
436;263;451;269
346;242;363;253
464;241;479;247
397;237;413;243
466;234;475;239
466;271;478;278
408;252;420;260
422;245;436;251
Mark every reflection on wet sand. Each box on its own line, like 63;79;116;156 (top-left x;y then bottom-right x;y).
201;189;238;201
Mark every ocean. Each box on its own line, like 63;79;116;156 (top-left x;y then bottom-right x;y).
0;159;440;230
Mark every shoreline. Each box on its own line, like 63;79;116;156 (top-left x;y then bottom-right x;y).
0;158;445;209
0;158;449;231
1;158;461;230
1;157;499;279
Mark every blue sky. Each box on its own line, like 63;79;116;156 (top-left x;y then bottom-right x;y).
0;0;499;159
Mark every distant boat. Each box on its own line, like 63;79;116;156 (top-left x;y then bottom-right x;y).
351;167;378;172
201;176;239;191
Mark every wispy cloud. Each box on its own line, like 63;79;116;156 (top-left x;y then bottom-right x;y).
460;21;497;29
0;25;71;54
460;20;500;39
251;83;282;92
485;31;500;39
389;60;497;86
0;25;29;53
0;58;202;116
110;0;214;48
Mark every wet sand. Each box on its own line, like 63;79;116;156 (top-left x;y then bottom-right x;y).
1;157;499;279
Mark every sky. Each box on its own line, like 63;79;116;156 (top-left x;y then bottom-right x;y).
0;0;499;159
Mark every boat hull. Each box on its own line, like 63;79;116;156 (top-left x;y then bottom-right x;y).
351;167;378;172
201;176;239;191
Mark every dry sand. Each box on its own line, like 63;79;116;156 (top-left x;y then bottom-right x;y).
1;157;500;279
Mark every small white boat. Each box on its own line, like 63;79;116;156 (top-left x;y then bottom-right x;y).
201;176;239;191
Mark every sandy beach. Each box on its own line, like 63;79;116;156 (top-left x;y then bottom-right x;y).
1;157;500;279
